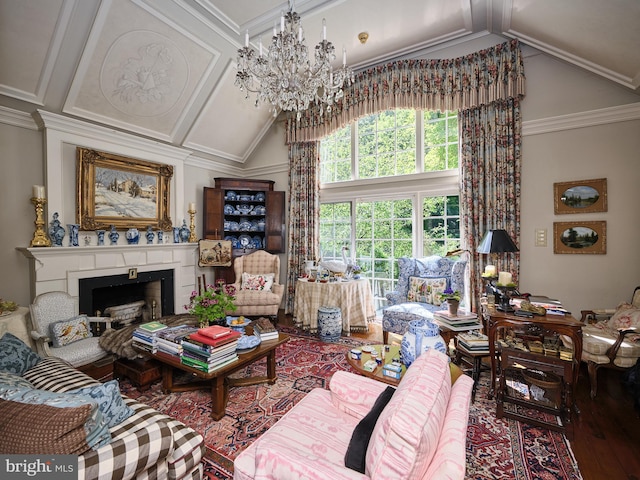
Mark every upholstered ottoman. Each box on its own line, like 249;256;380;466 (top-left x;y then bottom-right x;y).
382;303;434;343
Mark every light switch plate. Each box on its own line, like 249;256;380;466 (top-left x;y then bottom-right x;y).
535;228;547;247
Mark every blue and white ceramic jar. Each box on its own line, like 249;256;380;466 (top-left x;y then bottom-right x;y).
172;227;180;243
157;230;164;244
126;228;140;245
145;226;155;244
401;319;446;367
179;220;190;243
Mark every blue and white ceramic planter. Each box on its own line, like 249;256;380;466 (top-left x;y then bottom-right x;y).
318;306;342;342
401;319;446;367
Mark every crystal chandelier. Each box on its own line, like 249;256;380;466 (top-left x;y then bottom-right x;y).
235;2;354;119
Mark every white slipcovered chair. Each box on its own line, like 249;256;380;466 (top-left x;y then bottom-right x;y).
231;250;284;318
29;291;113;368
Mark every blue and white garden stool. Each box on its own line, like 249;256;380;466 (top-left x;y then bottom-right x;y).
318;306;342;342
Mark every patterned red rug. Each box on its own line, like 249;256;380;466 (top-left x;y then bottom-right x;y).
118;334;582;479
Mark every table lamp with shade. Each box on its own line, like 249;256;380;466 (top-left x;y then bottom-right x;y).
477;229;519;311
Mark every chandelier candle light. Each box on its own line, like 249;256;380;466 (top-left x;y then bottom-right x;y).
235;0;354;119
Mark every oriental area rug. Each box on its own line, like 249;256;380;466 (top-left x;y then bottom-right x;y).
118;334;582;480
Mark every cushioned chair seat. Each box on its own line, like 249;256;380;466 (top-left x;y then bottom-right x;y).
49;337;106;368
382;304;434;337
582;325;640;367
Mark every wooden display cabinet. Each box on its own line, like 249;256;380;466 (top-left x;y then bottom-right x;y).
203;178;285;283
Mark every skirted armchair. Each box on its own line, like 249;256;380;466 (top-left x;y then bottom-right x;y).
231;250;284;318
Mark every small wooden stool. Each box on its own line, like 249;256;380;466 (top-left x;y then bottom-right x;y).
114;357;162;391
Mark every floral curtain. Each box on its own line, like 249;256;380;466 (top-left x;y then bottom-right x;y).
284;141;320;314
283;39;525;314
460;99;522;312
285;39;525;143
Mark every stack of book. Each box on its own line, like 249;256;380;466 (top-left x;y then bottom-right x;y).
433;310;482;331
132;321;167;353
252;317;279;341
457;331;490;354
154;324;198;358
181;325;241;373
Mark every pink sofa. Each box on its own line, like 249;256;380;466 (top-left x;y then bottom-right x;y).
234;349;474;479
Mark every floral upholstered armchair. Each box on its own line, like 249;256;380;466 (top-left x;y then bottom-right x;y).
579;286;640;398
231;250;284;318
382;256;467;343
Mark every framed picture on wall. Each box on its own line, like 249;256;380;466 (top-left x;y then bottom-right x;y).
553;178;607;214
76;148;173;230
553;221;606;254
198;239;233;267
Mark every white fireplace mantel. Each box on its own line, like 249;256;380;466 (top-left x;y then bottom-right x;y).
18;243;199;313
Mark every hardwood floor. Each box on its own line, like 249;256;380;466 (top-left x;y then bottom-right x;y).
277;312;640;480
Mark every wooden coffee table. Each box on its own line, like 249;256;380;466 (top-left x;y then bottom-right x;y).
143;332;290;420
345;344;406;386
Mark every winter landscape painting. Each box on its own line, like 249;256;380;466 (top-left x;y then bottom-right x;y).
76;148;173;230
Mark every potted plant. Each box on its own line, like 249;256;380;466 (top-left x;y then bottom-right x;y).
185;279;237;327
439;288;461;316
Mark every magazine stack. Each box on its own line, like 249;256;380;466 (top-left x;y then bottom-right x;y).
432;310;482;331
252;317;279;341
154;324;198;358
181;325;241;373
456;331;490;354
132;321;167;353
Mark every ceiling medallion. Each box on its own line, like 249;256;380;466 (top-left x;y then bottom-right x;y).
235;1;354;119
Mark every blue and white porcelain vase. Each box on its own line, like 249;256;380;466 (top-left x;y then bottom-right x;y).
157;230;164;244
145;226;155;244
48;212;65;247
126;228;140;244
179;220;190;243
400;319;446;367
96;230;106;246
172;227;180;243
67;224;80;247
109;225;119;245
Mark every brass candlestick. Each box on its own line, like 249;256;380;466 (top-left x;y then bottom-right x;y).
188;208;197;243
30;197;51;247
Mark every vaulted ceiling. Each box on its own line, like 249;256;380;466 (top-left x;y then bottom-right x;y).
1;0;639;165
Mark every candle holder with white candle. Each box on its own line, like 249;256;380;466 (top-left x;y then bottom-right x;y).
29;185;51;247
188;203;197;243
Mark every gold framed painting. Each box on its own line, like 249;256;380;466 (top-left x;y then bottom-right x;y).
198;239;232;267
553;221;606;254
76;148;173;230
553;178;607;214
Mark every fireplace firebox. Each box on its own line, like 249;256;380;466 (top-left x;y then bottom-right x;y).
79;269;175;322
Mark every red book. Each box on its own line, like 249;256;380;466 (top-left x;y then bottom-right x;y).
188;330;241;348
198;325;234;339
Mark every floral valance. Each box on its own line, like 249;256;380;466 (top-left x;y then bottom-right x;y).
285;39;525;144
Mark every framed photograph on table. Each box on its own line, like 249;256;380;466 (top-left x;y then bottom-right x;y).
553;221;606;254
76;148;173;230
554;178;607;214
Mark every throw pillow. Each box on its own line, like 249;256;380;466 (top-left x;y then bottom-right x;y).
0;333;41;375
0;371;33;389
344;386;396;473
69;380;135;428
50;315;93;348
0;384;111;451
406;276;447;305
241;273;275;292
0;398;95;455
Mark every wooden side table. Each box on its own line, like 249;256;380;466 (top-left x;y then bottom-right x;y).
113;357;162;391
453;339;489;402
